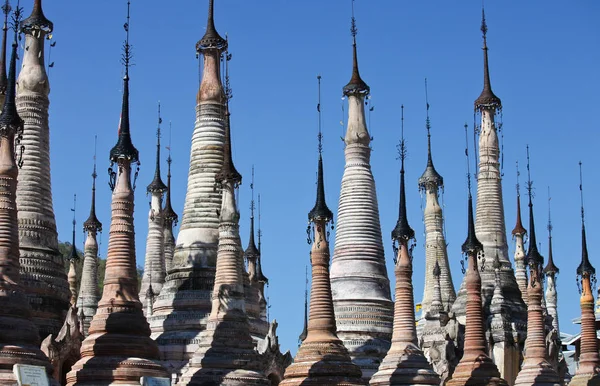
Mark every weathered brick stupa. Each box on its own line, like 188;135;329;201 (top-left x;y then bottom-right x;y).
513;152;560;386
280;78;366;386
162;146;177;275
370;112;440;386
0;8;54;382
66;4;169;383
511;167;528;306
451;10;526;384
330;4;393;379
16;0;69;338
570;164;600;386
149;0;228;371
76;144;102;337
417;89;455;321
446;179;507;386
177;73;269;385
139;105;168;315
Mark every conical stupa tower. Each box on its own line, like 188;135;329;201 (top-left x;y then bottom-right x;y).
330;6;393;379
162;146;178;275
570;164;600;386
149;0;228;371
139;105;168;314
66;5;169;383
16;0;69;338
370;114;440;386
280;78;366;386
0;10;54;382
76;145;102;337
418;90;455;320
511;166;528;306
513;150;560;386
177;68;269;385
451;10;526;384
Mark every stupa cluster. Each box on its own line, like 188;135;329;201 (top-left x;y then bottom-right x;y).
0;0;596;385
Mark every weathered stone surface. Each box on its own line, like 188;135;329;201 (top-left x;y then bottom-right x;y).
140;193;166;315
16;0;69;339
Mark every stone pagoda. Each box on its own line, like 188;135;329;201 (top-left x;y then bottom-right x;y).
451;10;526;384
66;5;169;383
177;76;269;385
16;0;69;338
76;144;102;337
570;164;600;386
330;5;393;379
162;147;178;274
513;153;560;386
139;105;168;315
370;116;440;386
446;186;507;386
149;0;228;372
280;79;366;386
511;166;528;306
0;9;54;382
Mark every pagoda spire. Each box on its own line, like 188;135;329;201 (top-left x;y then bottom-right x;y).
255;192;268;320
245;166;259;281
544;187;559;277
571;162;600;385
77;138;102;336
140;102;168;314
162;125;177;273
514;147;560;386
474;7;501;109
67;194;79;306
370;106;440;386
343;0;369;96
512;161;528;305
0;6;54;380
66;3;169;383
280;75;366;386
0;0;10;103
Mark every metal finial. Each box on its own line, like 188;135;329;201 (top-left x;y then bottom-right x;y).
350;0;357;41
1;0;10;18
398;105;406;164
72;193;77;227
481;7;488;40
122;0;132;78
515;161;520;197
425;78;430;132
167;121;172;168
526;145;533;204
464;123;472;196
258;193;262;253
250;165;255;216
92;135;98;181
579;161;584;224
317;75;323;156
224;45;232;101
69;193;79;261
547;186;552;236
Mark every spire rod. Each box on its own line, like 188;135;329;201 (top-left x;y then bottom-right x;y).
391;104;413;244
418;80;443;190
464;123;472;197
69;194;79;261
547;186;552;237
147;101;167;193
317;75;322;156
525;145;543;268
343;0;369;96
544;186;558;275
577;161;595;278
474;6;501;109
424;78;433;165
84;136;102;232
579;161;584;225
512;160;526;236
258;193;262;253
462;122;482;255
0;0;10;96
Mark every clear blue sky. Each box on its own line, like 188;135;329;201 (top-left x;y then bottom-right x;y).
40;0;598;355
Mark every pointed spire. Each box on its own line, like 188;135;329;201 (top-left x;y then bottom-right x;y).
525;146;543;268
109;1;138;163
255;193;268;283
20;0;52;34
298;266;308;344
162;123;178;225
577;162;594;277
0;1;10;96
84;136;102;233
68;194;79;261
0;7;23;138
343;0;369;96
512;161;527;236
474;7;501;109
392;105;414;243
309;75;333;223
419;79;443;190
196;0;227;52
544;187;559;275
147;102;167;193
245;166;259;259
462;124;483;255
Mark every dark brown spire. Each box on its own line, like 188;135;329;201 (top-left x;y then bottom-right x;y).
577;162;594;277
84;137;102;233
544;188;558;275
147;103;167;194
512;194;526;236
474;8;501;109
0;1;10;96
162;145;178;225
20;0;52;34
110;1;138;163
68;195;79;261
255;194;268;284
0;15;22;138
196;0;227;52
462;193;483;255
215;104;241;184
392;105;414;243
419;80;443;190
244;167;259;260
525;146;543;268
343;1;369;96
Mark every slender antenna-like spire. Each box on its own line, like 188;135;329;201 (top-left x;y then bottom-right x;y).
69;194;79;261
419;78;443;189
577;161;594;277
0;0;10;96
525;146;543;269
196;0;227;52
474;6;501;109
391;104;414;244
462;123;482;254
544;186;558;275
343;0;369;96
84;136;102;232
258;194;262;253
512;161;526;236
147;102;167;193
245;166;259;258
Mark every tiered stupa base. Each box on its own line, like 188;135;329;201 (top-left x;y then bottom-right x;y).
280;339;367;386
514;359;561;386
446;354;508;386
369;342;440;385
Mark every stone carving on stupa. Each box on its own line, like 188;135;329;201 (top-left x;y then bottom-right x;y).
66;4;169;383
513;150;560;386
149;0;228;373
330;3;393;379
0;5;54;382
139;104;168;315
451;10;526;384
16;0;69;338
370;107;440;386
177;60;269;385
280;76;366;386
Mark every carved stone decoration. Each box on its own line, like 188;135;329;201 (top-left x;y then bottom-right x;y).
16;0;69;339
